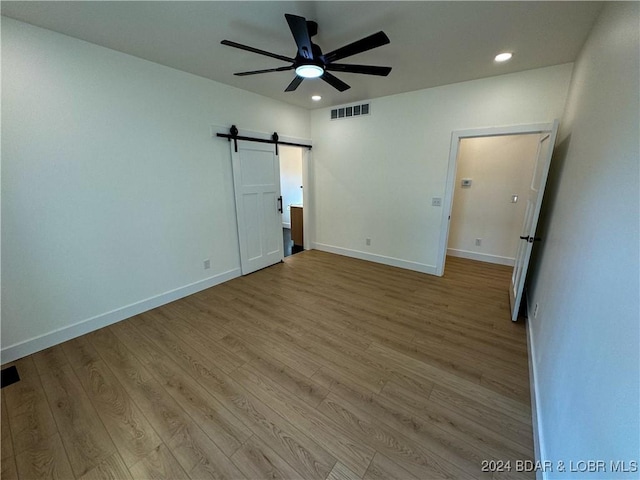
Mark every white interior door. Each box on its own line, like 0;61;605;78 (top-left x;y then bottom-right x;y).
510;120;559;320
231;141;284;275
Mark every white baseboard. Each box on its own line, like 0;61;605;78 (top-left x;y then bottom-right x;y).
526;297;547;480
447;248;515;266
282;223;291;229
313;242;437;275
1;268;241;364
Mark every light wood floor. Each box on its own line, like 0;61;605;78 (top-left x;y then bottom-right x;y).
1;251;534;480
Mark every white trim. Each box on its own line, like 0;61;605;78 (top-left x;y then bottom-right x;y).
447;248;515;266
313;242;437;275
526;299;547;480
282;222;291;229
436;122;556;277
1;268;241;365
302;148;313;251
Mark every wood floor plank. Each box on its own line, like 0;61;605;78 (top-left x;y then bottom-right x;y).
73;327;244;480
14;432;75;480
114;320;336;480
37;360;116;477
136;309;245;375
383;369;435;399
247;355;329;408
110;320;251;457
63;336;163;468
368;342;530;417
294;330;391;392
287;304;373;351
231;318;388;393
480;371;531;405
2;395;14;460
218;333;262;365
224;314;323;378
129;443;189;480
326;461;361;480
363;452;420;480
230;435;304;480
88;327;190;442
428;385;533;451
166;300;230;341
379;382;533;464
166;422;246;480
1;455;18;480
318;392;473;480
231;363;374;477
32;345;70;376
77;452;132;480
3;357;59;455
318;370;494;480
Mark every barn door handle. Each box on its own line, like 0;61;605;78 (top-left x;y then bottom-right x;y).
520;235;541;243
277;196;283;213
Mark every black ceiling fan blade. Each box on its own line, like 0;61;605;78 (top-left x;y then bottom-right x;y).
325;64;391;76
235;66;295;76
285;75;304;92
284;14;314;60
321;72;351;92
323;31;390;63
221;40;294;63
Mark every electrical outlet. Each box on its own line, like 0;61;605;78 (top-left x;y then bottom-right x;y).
534;303;539;318
203;259;211;270
432;197;442;207
366;238;371;246
475;238;482;246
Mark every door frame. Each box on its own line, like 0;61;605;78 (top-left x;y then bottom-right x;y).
436;122;557;277
212;125;313;258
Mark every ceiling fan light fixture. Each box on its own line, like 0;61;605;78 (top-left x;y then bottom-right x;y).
494;52;513;63
295;63;324;78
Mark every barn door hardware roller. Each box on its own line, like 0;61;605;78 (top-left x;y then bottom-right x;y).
216;125;312;154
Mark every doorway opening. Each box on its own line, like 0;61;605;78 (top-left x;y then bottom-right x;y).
279;145;305;257
447;133;542;268
437;121;559;320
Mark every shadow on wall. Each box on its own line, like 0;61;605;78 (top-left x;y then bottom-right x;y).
527;133;572;290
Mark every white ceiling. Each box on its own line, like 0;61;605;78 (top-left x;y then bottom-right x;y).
1;1;603;109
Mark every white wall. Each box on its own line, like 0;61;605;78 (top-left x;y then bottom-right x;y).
527;3;639;478
1;17;310;362
310;64;573;274
448;134;540;266
279;146;303;228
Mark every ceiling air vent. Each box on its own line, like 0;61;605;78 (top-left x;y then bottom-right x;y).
330;102;370;120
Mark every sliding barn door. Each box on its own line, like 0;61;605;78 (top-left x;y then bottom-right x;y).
231;141;284;275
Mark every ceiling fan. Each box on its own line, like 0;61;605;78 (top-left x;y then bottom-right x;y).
221;14;391;92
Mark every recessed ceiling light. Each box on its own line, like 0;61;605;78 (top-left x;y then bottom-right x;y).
295;64;324;78
494;52;513;63
311;95;322;101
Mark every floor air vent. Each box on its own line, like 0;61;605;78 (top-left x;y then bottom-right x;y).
330;102;370;120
